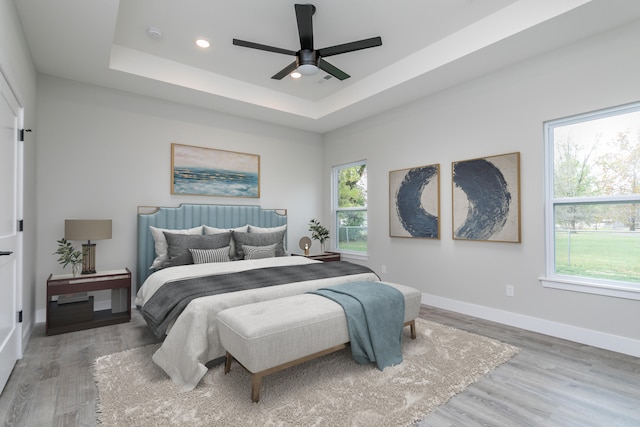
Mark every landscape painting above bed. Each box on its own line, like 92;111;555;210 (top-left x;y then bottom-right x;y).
171;143;260;197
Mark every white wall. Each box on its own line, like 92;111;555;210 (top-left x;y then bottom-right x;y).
34;75;323;316
324;21;640;352
0;0;38;345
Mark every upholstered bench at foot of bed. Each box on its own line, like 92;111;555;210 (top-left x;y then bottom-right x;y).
216;282;422;402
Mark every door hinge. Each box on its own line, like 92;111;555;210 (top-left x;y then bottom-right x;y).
17;219;23;232
18;311;22;323
18;129;32;142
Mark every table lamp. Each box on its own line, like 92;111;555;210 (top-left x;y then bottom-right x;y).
64;219;112;274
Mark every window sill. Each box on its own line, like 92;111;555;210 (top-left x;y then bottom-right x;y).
539;276;640;301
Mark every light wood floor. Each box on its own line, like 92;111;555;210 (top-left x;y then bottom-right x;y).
0;306;638;426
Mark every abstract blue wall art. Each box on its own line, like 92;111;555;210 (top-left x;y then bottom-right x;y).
452;152;521;242
389;164;440;238
171;143;260;198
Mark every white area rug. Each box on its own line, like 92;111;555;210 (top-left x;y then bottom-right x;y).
94;318;519;426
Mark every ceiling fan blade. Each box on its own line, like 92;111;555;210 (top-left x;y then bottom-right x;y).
318;59;350;80
295;4;315;50
317;36;382;58
233;39;296;56
271;61;298;80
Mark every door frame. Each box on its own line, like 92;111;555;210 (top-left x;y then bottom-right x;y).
0;66;24;394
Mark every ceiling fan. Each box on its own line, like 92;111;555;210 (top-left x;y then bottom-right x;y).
232;3;382;81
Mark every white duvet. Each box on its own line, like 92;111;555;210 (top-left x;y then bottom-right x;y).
135;256;380;391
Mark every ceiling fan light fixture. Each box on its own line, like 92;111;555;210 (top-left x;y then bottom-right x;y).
297;64;319;76
296;49;319;76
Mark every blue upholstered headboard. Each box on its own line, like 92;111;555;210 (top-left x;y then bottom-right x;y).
137;204;287;289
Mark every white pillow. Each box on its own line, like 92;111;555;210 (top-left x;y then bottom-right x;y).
189;247;231;264
242;243;278;260
249;224;287;251
203;224;249;259
203;224;248;234
248;224;287;233
248;224;287;252
149;225;202;270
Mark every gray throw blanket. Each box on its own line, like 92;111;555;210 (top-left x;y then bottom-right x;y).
310;281;405;370
141;261;378;338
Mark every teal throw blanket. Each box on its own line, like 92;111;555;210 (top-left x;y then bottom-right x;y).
310;281;405;370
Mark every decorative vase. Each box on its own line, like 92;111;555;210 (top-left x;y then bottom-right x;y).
320;241;326;253
72;263;82;277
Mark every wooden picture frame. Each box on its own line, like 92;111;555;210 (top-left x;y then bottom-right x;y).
452;152;521;242
171;143;260;198
389;164;440;238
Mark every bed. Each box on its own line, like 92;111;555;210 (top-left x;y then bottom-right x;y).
135;204;380;390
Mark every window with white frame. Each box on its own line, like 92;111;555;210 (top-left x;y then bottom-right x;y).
543;102;640;299
332;160;368;255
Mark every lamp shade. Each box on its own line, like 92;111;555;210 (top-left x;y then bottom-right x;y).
65;220;112;241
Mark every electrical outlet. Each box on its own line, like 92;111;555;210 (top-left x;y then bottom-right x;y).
506;285;514;297
381;265;387;274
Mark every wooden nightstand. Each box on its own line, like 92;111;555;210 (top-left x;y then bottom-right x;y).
292;251;341;262
46;268;131;335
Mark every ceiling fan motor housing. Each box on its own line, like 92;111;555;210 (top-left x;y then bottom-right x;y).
297;49;319;74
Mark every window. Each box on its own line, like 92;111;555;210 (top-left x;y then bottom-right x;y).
333;161;367;255
543;102;640;299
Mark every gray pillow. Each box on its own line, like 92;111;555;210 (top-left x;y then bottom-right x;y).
163;231;232;267
203;224;248;260
242;243;277;260
233;230;285;260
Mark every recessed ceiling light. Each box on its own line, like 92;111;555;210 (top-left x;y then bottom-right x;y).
290;71;302;79
195;39;210;48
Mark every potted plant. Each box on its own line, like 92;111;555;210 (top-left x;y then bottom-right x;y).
54;238;83;276
308;219;330;253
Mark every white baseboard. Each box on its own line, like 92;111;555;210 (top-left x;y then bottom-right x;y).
422;293;640;358
35;308;45;324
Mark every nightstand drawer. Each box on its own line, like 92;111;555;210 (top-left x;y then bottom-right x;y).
48;296;95;328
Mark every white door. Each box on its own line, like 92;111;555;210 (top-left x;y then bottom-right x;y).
0;70;22;394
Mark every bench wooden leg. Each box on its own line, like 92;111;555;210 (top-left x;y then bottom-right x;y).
251;374;263;403
225;351;263;402
405;320;416;339
224;351;233;374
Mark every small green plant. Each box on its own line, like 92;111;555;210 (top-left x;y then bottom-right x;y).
308;219;329;245
54;238;83;269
